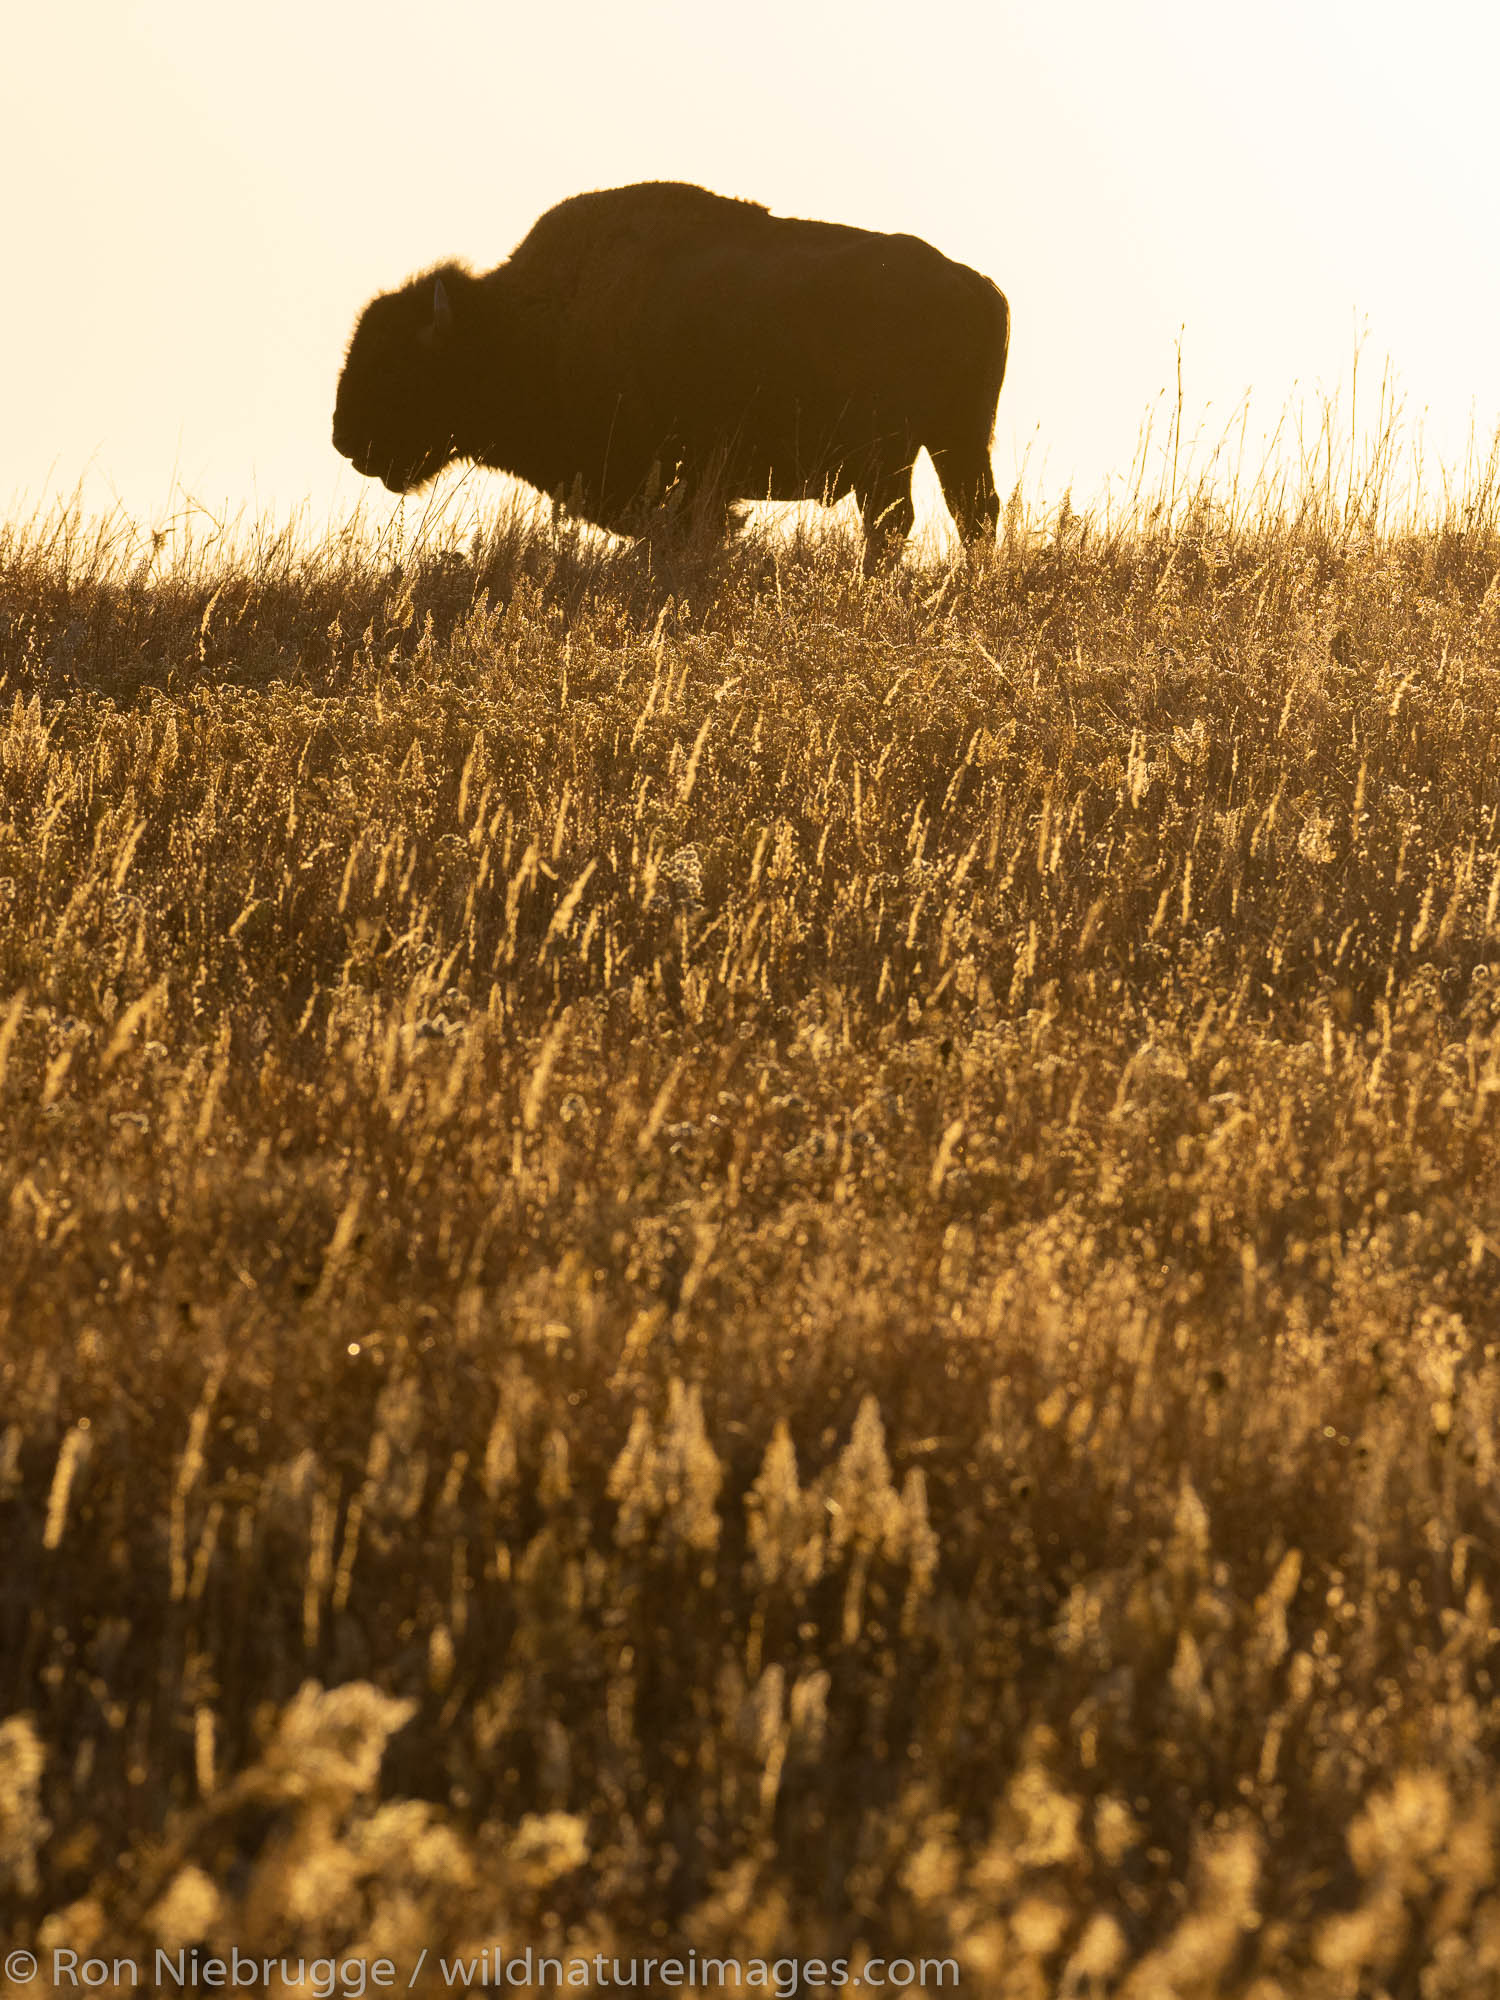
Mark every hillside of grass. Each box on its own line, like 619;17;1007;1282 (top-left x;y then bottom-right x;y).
3;483;1500;1992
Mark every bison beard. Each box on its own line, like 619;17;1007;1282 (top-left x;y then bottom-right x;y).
333;181;1010;568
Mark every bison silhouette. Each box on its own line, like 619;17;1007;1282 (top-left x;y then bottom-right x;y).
333;182;1009;564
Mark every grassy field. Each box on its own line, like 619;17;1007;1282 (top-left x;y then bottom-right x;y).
3;462;1500;1995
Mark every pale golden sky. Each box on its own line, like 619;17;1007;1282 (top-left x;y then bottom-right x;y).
4;0;1497;528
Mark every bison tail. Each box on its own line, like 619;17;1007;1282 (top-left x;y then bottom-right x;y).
973;274;1011;392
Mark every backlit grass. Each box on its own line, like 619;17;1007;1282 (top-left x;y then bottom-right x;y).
3;448;1500;1993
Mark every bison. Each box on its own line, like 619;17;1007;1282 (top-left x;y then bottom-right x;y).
333;181;1010;564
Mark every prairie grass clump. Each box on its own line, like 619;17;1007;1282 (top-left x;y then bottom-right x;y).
3;439;1500;1991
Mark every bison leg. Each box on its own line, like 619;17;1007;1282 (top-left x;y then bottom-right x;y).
933;443;1000;547
856;469;916;574
670;479;735;548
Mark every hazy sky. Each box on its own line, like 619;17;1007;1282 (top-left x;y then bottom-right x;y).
5;0;1497;532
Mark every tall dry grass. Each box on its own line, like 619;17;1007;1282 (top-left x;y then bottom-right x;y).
4;416;1500;1992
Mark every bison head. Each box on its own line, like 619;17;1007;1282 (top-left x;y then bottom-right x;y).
332;269;465;493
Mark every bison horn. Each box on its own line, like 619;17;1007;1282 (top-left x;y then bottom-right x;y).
431;277;453;334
